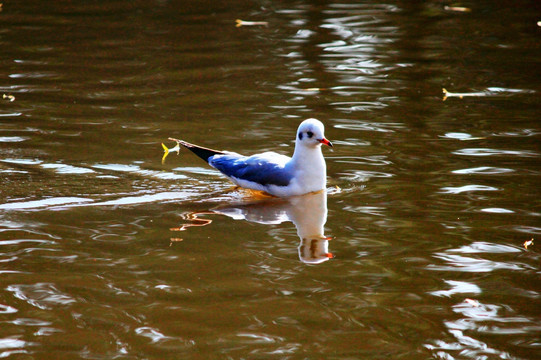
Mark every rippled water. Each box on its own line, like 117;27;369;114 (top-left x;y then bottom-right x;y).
1;0;540;359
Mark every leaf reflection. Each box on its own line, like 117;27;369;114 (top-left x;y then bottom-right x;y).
170;191;333;264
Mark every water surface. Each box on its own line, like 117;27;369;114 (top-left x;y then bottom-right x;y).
1;0;540;359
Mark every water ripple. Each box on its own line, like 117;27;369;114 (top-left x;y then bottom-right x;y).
6;283;76;310
453;148;539;157
135;327;172;344
135;326;195;348
332;155;391;166
343;205;385;216
11;318;51;326
441;132;482;141
480;208;515;214
1;158;43;166
0;338;35;358
40;163;95;174
0;304;18;314
91;191;196;207
448;242;521;254
440;185;499;194
0;197;93;211
0;239;55;246
338;169;393;182
452;167;515;175
508;226;541;235
0;136;28;143
493;129;539;137
334;120;404;132
426;300;541;358
0;112;23;117
331;101;389;112
430;280;481;298
92;163;187;180
428;253;533;273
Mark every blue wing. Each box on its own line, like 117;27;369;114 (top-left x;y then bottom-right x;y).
209;152;293;187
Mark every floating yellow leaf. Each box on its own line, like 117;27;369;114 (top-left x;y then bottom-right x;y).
442;87;534;101
524;238;534;249
161;139;180;164
235;19;268;27
444;6;472;12
443;88;488;101
2;94;15;102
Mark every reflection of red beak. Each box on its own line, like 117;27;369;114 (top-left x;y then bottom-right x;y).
318;138;333;147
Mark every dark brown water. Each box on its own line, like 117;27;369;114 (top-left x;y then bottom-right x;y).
1;0;540;358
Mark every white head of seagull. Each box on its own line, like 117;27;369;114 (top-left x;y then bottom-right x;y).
295;118;333;149
286;118;332;196
171;118;332;197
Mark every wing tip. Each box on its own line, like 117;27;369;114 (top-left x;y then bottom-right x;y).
176;140;224;163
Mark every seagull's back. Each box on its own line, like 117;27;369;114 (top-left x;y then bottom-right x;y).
210;151;293;188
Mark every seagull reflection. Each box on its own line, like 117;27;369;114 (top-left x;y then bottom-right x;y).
171;190;333;264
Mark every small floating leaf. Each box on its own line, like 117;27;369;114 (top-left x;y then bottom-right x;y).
442;87;533;101
161;140;180;164
235;19;268;27
2;94;15;102
524;238;534;249
444;6;472;13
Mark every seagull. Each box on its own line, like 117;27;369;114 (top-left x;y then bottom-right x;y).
165;118;333;197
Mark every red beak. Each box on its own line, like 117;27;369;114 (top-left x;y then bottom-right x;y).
318;138;333;147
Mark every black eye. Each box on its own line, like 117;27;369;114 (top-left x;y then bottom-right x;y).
298;132;303;140
307;131;314;138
